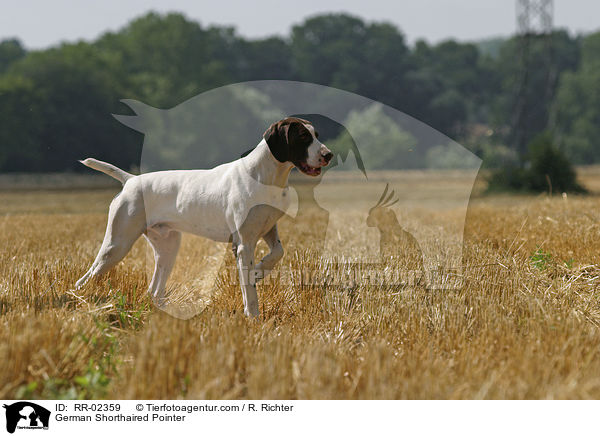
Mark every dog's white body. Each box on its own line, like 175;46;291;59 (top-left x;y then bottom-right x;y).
136;141;294;241
76;120;331;317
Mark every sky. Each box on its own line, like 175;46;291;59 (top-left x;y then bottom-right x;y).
1;0;599;49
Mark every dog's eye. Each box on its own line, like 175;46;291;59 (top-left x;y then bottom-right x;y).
300;133;312;143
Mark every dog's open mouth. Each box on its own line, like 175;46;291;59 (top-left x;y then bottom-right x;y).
296;162;322;176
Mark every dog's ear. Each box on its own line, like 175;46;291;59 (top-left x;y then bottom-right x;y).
264;121;290;162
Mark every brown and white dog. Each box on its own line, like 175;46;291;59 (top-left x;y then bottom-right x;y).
76;117;333;317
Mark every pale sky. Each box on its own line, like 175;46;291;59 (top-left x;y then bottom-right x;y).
1;0;599;49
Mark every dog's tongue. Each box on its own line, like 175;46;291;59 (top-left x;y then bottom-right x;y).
299;163;321;176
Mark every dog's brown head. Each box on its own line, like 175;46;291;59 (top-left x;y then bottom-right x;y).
264;117;333;176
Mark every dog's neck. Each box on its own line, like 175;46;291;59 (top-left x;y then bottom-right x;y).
242;140;294;188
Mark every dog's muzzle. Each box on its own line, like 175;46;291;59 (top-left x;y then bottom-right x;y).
322;151;333;165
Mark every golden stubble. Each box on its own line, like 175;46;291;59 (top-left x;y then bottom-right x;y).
2;170;600;399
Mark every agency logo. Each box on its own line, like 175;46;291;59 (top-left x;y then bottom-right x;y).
3;402;50;434
109;80;481;318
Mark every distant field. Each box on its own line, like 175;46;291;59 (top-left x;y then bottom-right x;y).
2;168;600;399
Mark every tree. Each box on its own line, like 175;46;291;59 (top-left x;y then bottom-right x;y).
554;32;600;164
328;103;419;170
0;39;26;74
3;42;139;172
405;39;487;138
290;14;411;109
96;12;234;107
491;30;580;155
0;11;597;173
0;75;44;171
235;37;293;80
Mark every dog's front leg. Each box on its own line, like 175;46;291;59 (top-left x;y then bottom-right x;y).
236;240;259;318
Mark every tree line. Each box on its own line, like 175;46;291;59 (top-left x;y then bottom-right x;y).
0;12;598;173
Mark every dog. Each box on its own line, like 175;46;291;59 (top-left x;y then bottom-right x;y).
76;117;333;317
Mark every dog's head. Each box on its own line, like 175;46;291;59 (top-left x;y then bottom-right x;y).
264;117;333;176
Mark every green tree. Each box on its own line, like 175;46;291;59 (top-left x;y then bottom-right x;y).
405;39;488;138
96;12;234;107
290;14;411;109
491;31;580;155
554;32;600;164
235;37;293;80
328;103;419;170
0;11;596;174
0;75;44;171
0;39;26;74
3;42;138;172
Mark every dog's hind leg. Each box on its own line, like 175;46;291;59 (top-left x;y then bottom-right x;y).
145;227;181;306
255;225;284;281
76;194;145;289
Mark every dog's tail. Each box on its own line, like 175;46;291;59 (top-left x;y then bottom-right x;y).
79;158;134;184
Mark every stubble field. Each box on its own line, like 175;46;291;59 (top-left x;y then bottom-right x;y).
2;168;600;399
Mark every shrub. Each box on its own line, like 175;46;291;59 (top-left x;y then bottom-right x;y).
487;132;586;194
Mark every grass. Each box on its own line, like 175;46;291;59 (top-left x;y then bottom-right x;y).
2;169;600;399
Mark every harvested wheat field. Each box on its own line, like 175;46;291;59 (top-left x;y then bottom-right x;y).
2;169;600;399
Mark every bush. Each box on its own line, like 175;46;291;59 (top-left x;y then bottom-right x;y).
487;132;586;194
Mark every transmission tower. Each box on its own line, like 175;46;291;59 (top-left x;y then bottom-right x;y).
512;0;555;156
516;0;553;36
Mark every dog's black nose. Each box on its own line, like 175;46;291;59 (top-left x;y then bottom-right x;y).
322;152;333;163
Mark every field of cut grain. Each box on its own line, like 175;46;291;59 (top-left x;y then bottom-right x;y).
2;169;600;399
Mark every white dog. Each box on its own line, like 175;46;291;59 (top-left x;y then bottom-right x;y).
76;117;333;317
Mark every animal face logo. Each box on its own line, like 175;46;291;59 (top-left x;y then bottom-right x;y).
3;402;50;433
112;80;481;318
